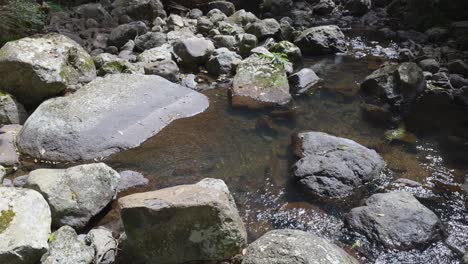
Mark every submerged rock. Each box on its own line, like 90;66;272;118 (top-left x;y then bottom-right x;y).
345;192;443;249
40;226;94;264
294;26;347;55
231;54;291;108
293;132;385;198
242;229;359;264
25;163;120;229
17;74;209;161
0;34;96;107
288;68;322;94
119;178;247;264
0;187;51;264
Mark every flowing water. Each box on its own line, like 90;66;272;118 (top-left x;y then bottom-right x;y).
19;34;464;263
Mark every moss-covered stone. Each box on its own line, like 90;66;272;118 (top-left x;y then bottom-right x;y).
0;208;15;233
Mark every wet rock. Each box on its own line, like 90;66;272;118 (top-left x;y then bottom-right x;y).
0;125;21;166
268;41;303;70
289;68;322;94
293;132;385;198
0;92;27;125
41;226;94;264
246;19;281;41
232;54;291;108
0;187;51;264
17;74;208;161
0;34;96;107
345;192;443;249
238;34;258;57
448;60;468;76
108;22;148;49
111;0;166;22
199;1;236;16
173;37;215;66
392;178;422;187
313;0;335;15
242;229;359;264
361;62;426;113
206;48;242;76
119;178;247;264
85;227;118;264
345;0;371;16
144;59;179;82
360;103;396;126
26;163;120;229
134;32;167;51
295;25;347;55
418;58;440;73
117;171;149;192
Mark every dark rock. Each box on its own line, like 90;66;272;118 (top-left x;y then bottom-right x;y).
418;58;440;73
294;25;347;55
213;35;238;50
134;32;167;52
268;41;303;70
246;19;281;41
199;1;236;16
108;22;148;49
450;74;468;88
293;132;385;198
313;0;336;15
111;0;166;22
206;48;242;75
238;33;258;57
425;27;448;43
448;60;468;76
288;68;322;94
345;192;443;249
197;16;214;34
345;0;371;16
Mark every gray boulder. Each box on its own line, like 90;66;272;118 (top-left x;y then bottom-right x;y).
199;1;236;16
213;35;238;50
295;26;347;55
0;187;51;264
137;45;173;63
144;59;180;82
242;229;359;264
246;19;281;41
17;74;208;161
361;62;426;112
25;163;120;229
232;54;291;108
418;58;440;73
108;22;148;49
173;37;215;66
346;192;443;249
0;34;96;107
268;41;303;70
0;125;21;166
134;32;167;51
0;93;27;125
111;0;166;22
345;0;371;16
313;0;336;15
85;227;118;264
289;68;322;94
293;132;385;198
41;226;94;264
206;48;242;76
238;34;258;57
119;178;247;264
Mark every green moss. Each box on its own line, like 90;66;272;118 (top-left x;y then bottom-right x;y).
0;208;15;233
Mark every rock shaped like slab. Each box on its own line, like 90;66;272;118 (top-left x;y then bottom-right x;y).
232;54;291;108
0;125;21;166
0;34;96;107
294;25;347;55
345;192;443;249
41;226;94;264
17;74;209;161
242;229;359;264
0;92;27;125
26;163;120;229
0;187;51;264
293;132;385;198
119;178;247;264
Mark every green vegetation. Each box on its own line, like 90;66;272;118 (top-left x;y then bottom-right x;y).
384;125;407;142
0;208;15;233
259;52;289;68
0;0;47;46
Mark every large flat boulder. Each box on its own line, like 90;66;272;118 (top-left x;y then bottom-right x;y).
119;178;247;264
345;192;443;249
17;74;209;161
0;187;51;264
25;163;120;229
242;229;359;264
293;132;385;198
0;34;96;107
232;54;291;108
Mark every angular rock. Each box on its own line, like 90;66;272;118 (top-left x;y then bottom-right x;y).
108;22;148;49
117;171;149;192
119;178;247;264
293;132;385;198
238;34;258;57
144;59;179;82
232;54;291;108
207;9;227;23
0;125;21;166
134;32;167;51
111;0;166;22
25;163;120;229
85;227;118;264
173;38;215;66
206;48;242;76
137;45;173;63
0;93;27;125
242;229;359;264
345;192;443;249
199;1;236;16
295;25;347;55
345;0;371;16
313;0;336;15
41;226;94;264
246;19;281;41
213;35;238;50
17;74;209;161
0;187;51;264
289;68;322;94
0;34;96;107
361;62;426;112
